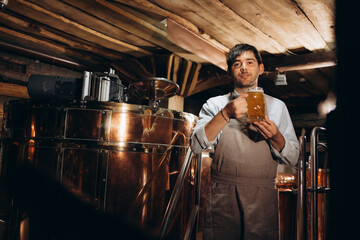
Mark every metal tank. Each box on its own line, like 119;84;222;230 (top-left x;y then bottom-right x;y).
1;75;199;239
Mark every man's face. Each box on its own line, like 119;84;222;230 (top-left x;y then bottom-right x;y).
230;51;264;89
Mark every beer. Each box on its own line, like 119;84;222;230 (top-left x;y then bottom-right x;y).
247;87;266;123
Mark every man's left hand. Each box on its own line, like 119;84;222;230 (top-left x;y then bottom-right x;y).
252;116;285;152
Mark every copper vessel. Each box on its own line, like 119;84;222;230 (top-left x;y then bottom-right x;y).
1;100;198;239
277;128;330;240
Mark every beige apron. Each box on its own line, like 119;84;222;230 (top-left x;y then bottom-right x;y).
203;117;279;240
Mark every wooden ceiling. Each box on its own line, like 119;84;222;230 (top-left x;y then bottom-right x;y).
0;0;336;121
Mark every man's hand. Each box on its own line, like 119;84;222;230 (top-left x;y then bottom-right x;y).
223;94;248;120
252;116;285;152
204;94;248;141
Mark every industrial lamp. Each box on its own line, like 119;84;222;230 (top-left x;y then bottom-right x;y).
275;71;287;85
0;0;8;9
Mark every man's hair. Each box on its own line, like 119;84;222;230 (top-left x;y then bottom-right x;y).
226;44;263;70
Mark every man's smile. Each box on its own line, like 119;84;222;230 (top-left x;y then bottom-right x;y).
241;72;250;78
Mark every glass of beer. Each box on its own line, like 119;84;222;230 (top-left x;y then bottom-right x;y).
247;87;266;123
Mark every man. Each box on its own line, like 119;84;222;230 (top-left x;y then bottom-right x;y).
191;44;299;239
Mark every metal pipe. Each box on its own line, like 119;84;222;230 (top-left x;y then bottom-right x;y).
160;148;193;238
195;153;201;206
297;135;307;240
183;153;202;240
188;153;202;239
81;71;91;100
183;206;199;240
310;127;326;240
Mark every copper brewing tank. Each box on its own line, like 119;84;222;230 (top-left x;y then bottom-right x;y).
1;99;198;239
276;128;330;240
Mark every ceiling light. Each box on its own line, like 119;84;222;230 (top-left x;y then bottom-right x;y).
160;18;167;27
275;71;287;85
0;0;8;9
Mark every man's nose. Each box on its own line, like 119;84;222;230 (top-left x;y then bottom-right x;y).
240;62;247;71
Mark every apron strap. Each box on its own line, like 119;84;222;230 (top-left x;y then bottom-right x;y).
211;171;276;188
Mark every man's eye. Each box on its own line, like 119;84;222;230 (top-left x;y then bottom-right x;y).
247;61;254;65
233;62;240;68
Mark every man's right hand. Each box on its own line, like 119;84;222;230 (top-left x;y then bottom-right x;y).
223;94;248;120
204;94;248;141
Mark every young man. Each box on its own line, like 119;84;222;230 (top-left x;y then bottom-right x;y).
191;44;299;239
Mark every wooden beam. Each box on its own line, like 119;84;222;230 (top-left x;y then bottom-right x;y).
110;62;138;82
221;0;303;52
295;0;335;49
180;60;192;96
0;39;95;71
0;82;29;99
171;55;180;83
264;51;336;72
64;0;182;54
152;0;288;54
0;26;68;55
167;18;227;70
0;50;82;82
190;75;231;96
277;61;336;72
13;0;152;55
185;63;201;97
112;0;229;53
166;54;174;80
1;30;109;70
192;0;288;53
0;12;124;61
97;0;167;37
251;0;330;51
131;58;155;78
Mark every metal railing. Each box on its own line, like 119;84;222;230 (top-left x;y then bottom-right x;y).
160;150;202;239
297;127;329;240
297;135;307;240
